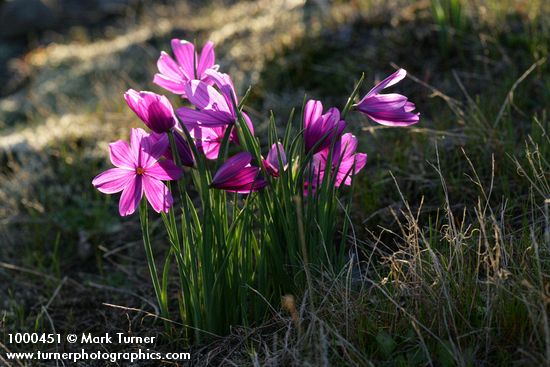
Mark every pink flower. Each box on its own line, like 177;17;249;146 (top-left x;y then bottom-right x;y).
92;128;182;216
149;131;195;167
176;71;255;159
153;39;218;96
124;90;178;133
263;143;287;177
355;69;420;126
211;152;267;193
182;113;254;160
303;100;346;153
176;70;242;127
308;133;367;188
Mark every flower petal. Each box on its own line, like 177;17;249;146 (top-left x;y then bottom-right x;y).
153;73;187;95
338;133;358;162
193;137;221;159
404;101;416;112
181;121;223;159
143;176;173;213
146;133;170;160
185;122;222;140
212;152;252;186
173;131;195;166
354;68;420;127
364;109;420;126
184;80;231;115
222;176;268;193
109;140;135;169
313;133;367;187
356;93;408;113
266;142;286;169
147;94;177;133
124;89;148;123
170;39;194;80
119;175;143;216
304;105;346;153
265;142;287;177
197;41;216;76
335;152;367;187
213;167;266;193
176;106;232;127
125;91;176;133
156;51;183;80
146;160;182;181
366;69;407;97
355;153;368;173
304;99;323;129
204;69;237;113
130;128;149;166
92;168;134;194
230;112;255;144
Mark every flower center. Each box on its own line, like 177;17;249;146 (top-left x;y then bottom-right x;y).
136;167;145;175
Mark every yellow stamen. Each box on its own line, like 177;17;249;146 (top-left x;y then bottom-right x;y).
136;167;145;175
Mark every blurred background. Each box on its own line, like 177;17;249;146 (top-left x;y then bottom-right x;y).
0;0;549;365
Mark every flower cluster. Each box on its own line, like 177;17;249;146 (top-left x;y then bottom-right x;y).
91;38;420;336
93;39;419;216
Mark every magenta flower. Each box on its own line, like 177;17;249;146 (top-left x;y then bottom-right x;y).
309;133;367;188
183;113;254;160
149;131;195;167
153;39;218;96
303;99;346;153
354;69;420;126
124;90;178;133
177;70;255;159
176;70;243;127
92;128;182;216
185;124;226;159
211;152;267;193
263;143;287;177
170;131;195;167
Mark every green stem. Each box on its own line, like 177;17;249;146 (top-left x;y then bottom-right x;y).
293;195;315;311
139;199;169;318
341;72;365;120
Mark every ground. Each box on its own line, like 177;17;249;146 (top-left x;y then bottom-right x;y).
0;0;549;366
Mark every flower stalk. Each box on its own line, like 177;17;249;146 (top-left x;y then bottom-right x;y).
139;200;169;319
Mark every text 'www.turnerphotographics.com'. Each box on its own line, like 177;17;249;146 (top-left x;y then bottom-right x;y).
4;333;191;364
